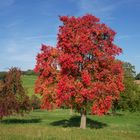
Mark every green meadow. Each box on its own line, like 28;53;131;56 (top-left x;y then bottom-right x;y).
22;75;37;96
0;109;140;140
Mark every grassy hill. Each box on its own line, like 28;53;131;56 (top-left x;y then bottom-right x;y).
0;109;140;140
22;75;37;96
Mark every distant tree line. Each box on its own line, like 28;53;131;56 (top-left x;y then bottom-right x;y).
22;69;36;75
0;69;37;79
0;72;6;80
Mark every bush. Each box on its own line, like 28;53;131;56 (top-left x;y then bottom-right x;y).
30;95;41;110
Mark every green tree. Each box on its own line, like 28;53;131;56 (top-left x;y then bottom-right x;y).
135;73;140;80
118;62;140;112
30;95;41;110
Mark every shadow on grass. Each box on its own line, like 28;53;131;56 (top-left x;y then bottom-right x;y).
50;116;107;129
1;118;41;124
105;112;124;116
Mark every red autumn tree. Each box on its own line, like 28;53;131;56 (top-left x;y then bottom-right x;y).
34;14;124;129
34;46;59;109
0;67;31;119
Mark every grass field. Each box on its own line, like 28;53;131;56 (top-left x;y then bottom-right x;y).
22;75;37;96
0;109;140;140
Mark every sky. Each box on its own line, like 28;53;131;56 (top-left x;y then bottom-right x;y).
0;0;140;73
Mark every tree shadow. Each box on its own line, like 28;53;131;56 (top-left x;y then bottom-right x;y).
105;112;124;116
50;116;107;129
1;118;41;124
112;113;124;116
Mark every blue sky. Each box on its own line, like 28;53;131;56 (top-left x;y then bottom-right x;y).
0;0;140;73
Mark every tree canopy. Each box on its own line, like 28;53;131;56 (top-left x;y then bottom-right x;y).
34;14;124;128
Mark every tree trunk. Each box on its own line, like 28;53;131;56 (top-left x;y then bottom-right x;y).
112;99;118;115
80;110;86;129
112;104;116;115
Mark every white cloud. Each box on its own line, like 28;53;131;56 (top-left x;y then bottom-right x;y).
6;47;17;53
0;34;57;71
5;19;24;29
77;0;140;22
9;53;35;62
0;38;41;70
24;35;56;40
77;0;117;21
